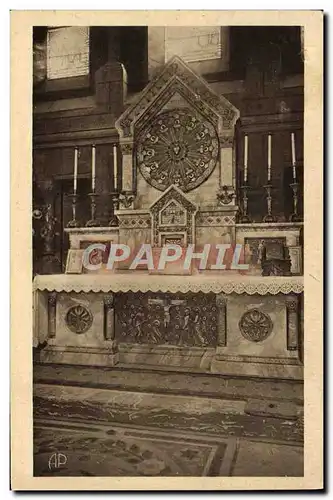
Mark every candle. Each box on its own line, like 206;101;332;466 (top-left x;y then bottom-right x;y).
291;132;297;180
73;147;78;194
113;145;118;190
91;145;96;192
267;134;272;182
244;135;248;183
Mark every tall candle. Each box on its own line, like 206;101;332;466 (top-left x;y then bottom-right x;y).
291;132;296;180
113;145;118;190
91;145;96;192
73;147;78;194
267;134;272;182
244;135;248;183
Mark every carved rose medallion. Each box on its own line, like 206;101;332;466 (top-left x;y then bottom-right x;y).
65;304;93;334
136;108;219;192
239;308;273;342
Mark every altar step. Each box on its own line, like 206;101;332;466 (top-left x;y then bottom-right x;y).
34;362;303;416
33;371;304;453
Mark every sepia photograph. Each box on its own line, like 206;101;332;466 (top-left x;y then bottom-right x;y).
10;10;323;490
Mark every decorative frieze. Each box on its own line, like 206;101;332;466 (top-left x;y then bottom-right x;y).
196;213;236;227
117;214;151;229
34;274;304;296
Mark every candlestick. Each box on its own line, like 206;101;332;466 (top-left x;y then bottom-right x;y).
113;145;118;191
239;185;251;223
244;135;248;183
73;147;78;194
263;184;277;223
291;132;297;181
67;193;80;228
86;193;100;227
289;182;302;222
91;145;96;193
108;191;120;227
267;134;272;182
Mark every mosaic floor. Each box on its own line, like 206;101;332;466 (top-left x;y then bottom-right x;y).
34;419;231;476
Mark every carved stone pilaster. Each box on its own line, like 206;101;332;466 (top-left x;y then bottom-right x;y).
104;294;115;341
216;294;227;347
286;296;299;351
48;292;57;338
120;141;134;192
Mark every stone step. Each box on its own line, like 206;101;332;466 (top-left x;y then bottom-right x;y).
34;362;304;405
33;383;303;444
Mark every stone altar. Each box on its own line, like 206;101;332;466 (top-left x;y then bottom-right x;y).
33;56;304;380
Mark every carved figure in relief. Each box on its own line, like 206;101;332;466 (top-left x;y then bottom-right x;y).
116;293;217;347
193;310;208;346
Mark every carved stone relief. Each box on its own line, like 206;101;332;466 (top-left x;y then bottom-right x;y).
115;292;217;347
239;308;273;342
116;56;239;139
65;304;93;334
136;108;219;193
150;186;197;246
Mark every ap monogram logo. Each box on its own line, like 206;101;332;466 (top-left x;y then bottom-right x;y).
48;452;68;471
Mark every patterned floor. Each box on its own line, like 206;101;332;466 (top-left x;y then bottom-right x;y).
34;419;232;476
33;382;303;477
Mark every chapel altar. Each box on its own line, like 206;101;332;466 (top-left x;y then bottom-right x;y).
33;56;304;380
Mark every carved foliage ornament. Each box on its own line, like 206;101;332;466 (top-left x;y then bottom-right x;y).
118;57;238;136
65;304;93;334
136;108;219;192
216;185;236;205
239;308;273;342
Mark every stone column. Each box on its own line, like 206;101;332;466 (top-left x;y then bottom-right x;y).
286;295;299;351
104;294;115;341
47;292;57;339
218;135;236;207
216;294;227;348
120;141;135;198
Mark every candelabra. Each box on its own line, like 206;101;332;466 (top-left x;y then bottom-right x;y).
263;184;277;223
86;193;101;227
239;184;251;223
67;193;80;228
289;182;302;222
108;192;120;227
